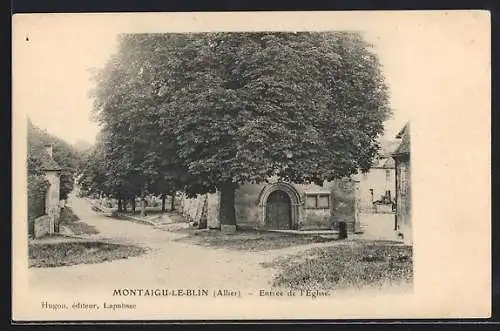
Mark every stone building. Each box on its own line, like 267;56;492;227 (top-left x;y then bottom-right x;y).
357;140;399;212
39;144;62;235
393;123;411;244
180;176;361;233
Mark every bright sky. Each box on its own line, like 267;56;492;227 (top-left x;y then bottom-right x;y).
13;12;447;146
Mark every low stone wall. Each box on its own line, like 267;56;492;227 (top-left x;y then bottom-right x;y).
234;184;264;228
179;193;220;228
179;195;199;222
178;179;359;232
329;179;357;232
89;199;117;216
34;215;51;238
301;208;331;230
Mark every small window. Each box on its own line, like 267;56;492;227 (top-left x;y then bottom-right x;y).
306;196;317;208
305;194;330;209
318;195;330;208
386;170;391;181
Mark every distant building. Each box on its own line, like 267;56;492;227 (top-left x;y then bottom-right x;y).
40;144;62;234
393;123;411;244
358;140;399;212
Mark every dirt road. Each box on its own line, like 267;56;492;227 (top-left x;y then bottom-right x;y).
29;196;324;293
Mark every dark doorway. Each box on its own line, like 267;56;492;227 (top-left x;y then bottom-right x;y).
265;190;292;230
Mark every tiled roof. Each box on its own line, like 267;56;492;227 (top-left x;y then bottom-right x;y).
396;122;409;139
393;122;410;156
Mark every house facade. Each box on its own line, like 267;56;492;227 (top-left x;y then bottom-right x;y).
180;177;361;233
357;140;399;212
393;123;411;244
40;144;62;235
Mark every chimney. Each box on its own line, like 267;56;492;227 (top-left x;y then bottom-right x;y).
45;144;53;158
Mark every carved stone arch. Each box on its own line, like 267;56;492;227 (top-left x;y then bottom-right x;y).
257;182;303;229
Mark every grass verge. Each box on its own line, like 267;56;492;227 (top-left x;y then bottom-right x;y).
112;211;188;226
29;240;147;268
173;227;335;251
59;207;99;235
261;242;412;290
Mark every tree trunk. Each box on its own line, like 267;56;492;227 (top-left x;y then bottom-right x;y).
117;198;123;212
219;182;236;233
161;193;166;213
140;187;147;217
170;191;176;211
131;196;136;214
123;197;128;212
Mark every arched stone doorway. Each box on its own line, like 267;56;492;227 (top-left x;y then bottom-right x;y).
265;190;292;229
258;182;302;230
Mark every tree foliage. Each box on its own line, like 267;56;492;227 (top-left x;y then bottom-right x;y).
77;131;108;196
27;164;49;226
27;120;82;200
88;32;391;226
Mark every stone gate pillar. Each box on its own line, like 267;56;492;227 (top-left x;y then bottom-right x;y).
41;144;62;235
352;177;362;234
43;170;61;234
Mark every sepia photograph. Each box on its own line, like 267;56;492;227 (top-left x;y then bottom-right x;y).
12;11;490;321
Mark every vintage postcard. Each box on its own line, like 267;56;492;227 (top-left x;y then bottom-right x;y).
12;11;491;321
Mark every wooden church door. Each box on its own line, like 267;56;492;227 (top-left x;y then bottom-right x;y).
265;190;292;230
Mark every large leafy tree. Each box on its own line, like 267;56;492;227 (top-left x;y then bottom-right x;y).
89;35;190;215
77;131;108;196
91;32;390;228
27;120;81;200
78;129;141;213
